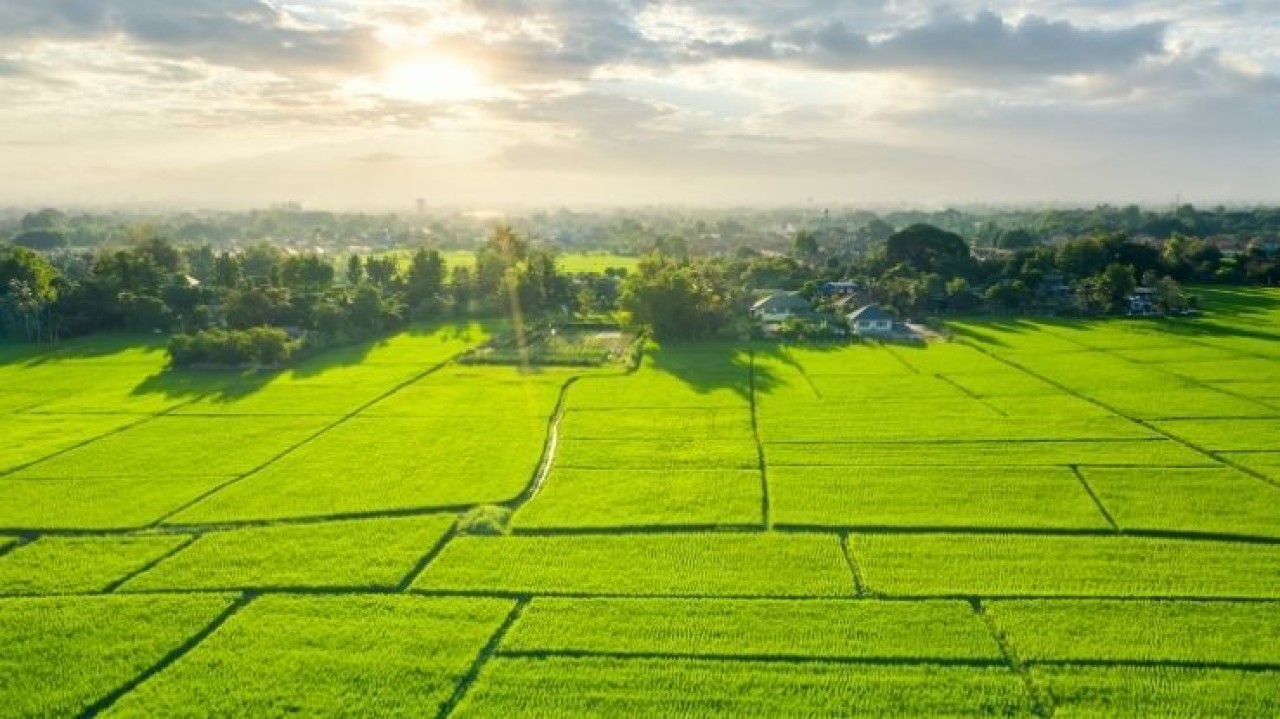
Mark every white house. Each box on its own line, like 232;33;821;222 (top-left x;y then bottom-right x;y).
847;304;895;336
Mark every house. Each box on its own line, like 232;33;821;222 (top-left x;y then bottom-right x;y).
847;304;895;336
819;281;862;297
751;292;812;322
751;292;813;336
1127;287;1161;317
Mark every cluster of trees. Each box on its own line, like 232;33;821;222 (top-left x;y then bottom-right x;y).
168;328;296;367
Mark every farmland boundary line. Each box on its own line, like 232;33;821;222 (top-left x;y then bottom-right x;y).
839;533;868;597
749;350;772;529
957;339;1280;491
396;527;458;592
0;532;36;559
0;395;206;479
933;373;1009;416
496;648;1006;667
0;504;474;538
76;591;256;718
150;352;467;526
38;586;1280;603
1068;465;1121;532
103;533;200;593
9;522;1279;546
972;599;1055;718
503;376;580;509
436;596;529;719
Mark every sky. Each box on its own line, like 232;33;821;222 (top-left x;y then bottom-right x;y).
1;0;1278;209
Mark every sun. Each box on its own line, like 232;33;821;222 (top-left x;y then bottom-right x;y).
378;55;487;103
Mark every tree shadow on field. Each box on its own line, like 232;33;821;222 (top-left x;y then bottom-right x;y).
127;319;489;405
13;332;169;366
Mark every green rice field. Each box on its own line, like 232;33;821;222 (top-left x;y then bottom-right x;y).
1;289;1279;716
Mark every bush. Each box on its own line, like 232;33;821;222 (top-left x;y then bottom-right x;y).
456;505;512;536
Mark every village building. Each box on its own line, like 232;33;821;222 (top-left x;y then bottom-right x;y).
751;292;814;335
847;304;895;336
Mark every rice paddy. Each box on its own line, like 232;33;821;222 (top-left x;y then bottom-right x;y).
1;290;1278;716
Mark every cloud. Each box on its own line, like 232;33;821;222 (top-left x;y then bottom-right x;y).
696;10;1168;78
0;0;382;76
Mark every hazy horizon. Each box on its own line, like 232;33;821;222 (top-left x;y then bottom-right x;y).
3;1;1279;208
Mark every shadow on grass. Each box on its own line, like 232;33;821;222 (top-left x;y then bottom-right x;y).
128;319;493;405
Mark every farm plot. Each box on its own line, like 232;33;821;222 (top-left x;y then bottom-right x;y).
363;365;573;418
765;439;1212;468
770;466;1109;530
103;595;515;717
0;593;237;717
0;476;234;530
1034;665;1279;718
853;534;1280;598
124;515;454;591
10;415;334;479
503;598;1002;660
516;469;761;528
414;534;853;596
568;343;751;409
0;535;190;595
1153;419;1280;452
172;415;550;522
987;600;1280;664
1224;452;1280;483
454;657;1037;718
1080;467;1280;538
0;413;147;474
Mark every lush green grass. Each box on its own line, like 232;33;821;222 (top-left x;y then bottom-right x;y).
0;535;189;595
455;657;1037;718
988;600;1280;664
770;466;1110;530
759;415;1150;442
0;477;233;530
517;469;762;528
504;598;1002;660
1034;665;1280;718
11;415;334;479
124;515;454;591
0;593;236;717
172;416;547;522
103;595;514;717
415;534;853;596
1082;467;1280;538
765;440;1212;467
854;534;1280;598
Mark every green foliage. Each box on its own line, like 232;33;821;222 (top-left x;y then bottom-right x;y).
620;252;740;340
168;327;295;367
